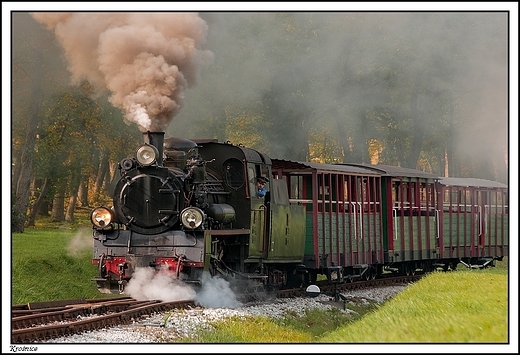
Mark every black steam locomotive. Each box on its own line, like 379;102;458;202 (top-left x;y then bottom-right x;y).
91;131;306;293
90;131;508;294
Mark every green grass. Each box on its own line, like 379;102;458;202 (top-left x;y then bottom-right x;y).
320;270;508;343
11;227;108;304
185;316;313;343
179;306;367;343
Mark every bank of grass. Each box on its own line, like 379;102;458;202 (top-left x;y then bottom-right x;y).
11;226;109;304
321;270;508;343
11;225;510;343
183;264;509;343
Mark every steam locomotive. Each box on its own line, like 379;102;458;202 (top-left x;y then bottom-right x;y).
90;131;508;294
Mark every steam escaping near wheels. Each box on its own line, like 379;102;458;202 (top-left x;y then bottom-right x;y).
306;284;321;298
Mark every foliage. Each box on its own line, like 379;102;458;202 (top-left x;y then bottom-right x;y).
11;198;26;233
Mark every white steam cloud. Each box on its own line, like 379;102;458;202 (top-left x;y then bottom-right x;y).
30;12;213;132
195;273;241;309
125;267;197;302
66;228;93;258
125;268;241;308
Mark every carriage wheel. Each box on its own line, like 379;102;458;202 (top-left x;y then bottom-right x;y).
449;262;458;271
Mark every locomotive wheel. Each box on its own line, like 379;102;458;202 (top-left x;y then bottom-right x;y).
98;254;107;278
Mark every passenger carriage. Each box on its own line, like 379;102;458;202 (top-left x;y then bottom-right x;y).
272;160;384;282
436;177;508;269
345;164;440;275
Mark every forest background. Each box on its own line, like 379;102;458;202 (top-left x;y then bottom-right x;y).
7;8;515;234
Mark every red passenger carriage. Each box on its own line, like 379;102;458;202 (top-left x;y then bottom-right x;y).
272;160;384;282
436;177;508;269
347;165;439;275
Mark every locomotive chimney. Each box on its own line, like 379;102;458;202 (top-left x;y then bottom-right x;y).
143;131;165;166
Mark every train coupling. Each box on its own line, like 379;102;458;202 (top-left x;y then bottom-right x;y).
326;266;343;283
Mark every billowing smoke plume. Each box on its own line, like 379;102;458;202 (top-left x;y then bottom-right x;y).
31;12;213;132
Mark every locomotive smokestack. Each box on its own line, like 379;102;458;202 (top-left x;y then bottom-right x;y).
143;131;165;166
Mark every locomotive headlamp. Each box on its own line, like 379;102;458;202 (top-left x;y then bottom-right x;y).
136;144;159;166
180;207;204;229
90;207;114;228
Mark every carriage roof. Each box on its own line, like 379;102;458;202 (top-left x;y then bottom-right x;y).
437;177;508;189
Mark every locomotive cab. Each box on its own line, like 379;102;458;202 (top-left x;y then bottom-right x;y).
193;140;306;289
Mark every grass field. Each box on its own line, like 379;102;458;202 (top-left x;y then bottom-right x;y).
11;227;106;304
9;225;513;345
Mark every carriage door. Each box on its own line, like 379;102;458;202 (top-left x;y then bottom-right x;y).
248;164;269;258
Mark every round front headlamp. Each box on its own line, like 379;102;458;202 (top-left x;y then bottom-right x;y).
91;207;114;228
180;207;204;229
136;144;159;166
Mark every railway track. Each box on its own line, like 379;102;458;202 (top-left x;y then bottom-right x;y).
12;274;421;344
11;297;195;344
277;273;423;298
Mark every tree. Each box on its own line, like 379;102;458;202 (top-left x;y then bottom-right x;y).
11;13;69;232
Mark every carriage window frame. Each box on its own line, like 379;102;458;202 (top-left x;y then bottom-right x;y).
223;158;245;190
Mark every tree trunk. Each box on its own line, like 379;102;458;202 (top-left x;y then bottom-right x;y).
65;177;81;222
27;177;51;226
77;174;89;207
50;183;66;222
65;194;77;222
101;162;113;195
93;150;109;198
12;53;44;233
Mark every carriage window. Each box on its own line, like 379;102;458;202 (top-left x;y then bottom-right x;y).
223;158;244;189
393;181;412;207
289;175;303;199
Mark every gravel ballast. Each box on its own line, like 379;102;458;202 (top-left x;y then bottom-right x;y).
43;284;409;343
